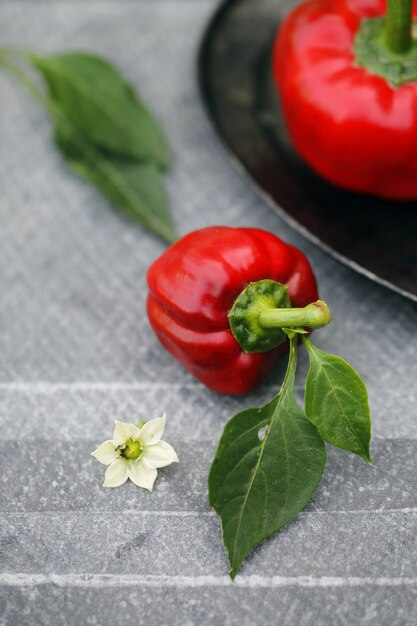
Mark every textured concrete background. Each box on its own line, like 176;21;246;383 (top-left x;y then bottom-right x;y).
0;1;417;625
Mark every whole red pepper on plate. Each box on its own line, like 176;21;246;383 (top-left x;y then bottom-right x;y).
273;0;417;199
147;226;319;394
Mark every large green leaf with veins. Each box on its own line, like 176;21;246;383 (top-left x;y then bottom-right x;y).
209;338;326;578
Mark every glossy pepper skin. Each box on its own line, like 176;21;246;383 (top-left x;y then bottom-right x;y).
147;226;318;395
273;0;417;199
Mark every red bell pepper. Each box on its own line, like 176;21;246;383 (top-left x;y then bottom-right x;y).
273;0;417;199
147;226;318;394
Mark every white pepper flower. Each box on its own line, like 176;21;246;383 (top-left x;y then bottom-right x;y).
91;415;179;491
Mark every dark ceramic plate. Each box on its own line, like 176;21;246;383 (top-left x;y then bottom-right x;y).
198;0;417;302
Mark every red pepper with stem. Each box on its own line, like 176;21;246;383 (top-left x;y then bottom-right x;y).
273;0;417;199
147;226;326;395
147;228;371;579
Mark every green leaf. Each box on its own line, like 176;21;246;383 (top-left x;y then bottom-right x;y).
56;124;177;243
0;49;176;243
209;338;326;578
303;336;372;464
31;52;170;168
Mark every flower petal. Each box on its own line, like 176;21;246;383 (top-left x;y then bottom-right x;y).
103;459;128;488
113;420;140;445
128;460;157;491
143;441;179;469
91;440;120;465
139;414;166;445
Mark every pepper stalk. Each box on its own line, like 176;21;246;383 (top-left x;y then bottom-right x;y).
228;280;331;353
258;300;331;331
354;0;417;87
385;0;413;54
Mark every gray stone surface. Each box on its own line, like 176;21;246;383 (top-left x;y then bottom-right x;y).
0;0;416;625
1;509;417;576
2;584;417;626
0;438;416;513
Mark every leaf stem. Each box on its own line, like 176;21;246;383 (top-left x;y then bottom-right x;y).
280;333;298;394
0;53;47;108
0;46;36;62
259;300;332;331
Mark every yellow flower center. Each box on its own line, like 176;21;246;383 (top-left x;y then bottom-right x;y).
121;438;143;460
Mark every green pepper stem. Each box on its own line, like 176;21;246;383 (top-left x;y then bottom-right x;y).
258;300;332;331
385;0;413;54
